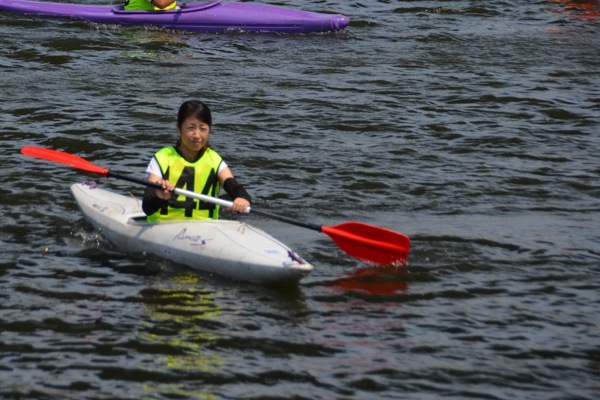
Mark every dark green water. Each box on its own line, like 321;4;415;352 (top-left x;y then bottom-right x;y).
1;1;599;399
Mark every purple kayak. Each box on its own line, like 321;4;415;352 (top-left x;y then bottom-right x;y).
0;0;350;33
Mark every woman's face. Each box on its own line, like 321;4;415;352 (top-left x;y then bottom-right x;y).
176;116;210;154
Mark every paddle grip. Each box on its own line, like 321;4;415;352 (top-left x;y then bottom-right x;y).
106;170;247;211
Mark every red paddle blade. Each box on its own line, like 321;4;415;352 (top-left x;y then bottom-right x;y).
21;147;109;175
322;222;410;265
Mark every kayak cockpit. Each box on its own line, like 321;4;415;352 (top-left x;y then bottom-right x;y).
111;0;221;14
128;216;149;224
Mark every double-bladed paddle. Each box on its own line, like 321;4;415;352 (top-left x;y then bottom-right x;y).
21;146;410;265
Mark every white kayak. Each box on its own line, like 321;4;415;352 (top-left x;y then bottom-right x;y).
71;183;313;284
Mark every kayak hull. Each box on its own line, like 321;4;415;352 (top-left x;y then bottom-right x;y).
0;0;350;33
71;183;313;284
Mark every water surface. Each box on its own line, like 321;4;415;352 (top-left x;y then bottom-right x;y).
1;0;599;399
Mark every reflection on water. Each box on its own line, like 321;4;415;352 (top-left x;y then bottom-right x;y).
550;0;600;22
137;273;222;399
327;264;408;295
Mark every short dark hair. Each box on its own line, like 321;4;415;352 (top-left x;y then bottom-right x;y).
177;100;212;128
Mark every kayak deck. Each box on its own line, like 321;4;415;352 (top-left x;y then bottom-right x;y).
71;183;313;284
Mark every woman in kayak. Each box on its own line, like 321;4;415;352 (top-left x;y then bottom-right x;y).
124;0;177;11
142;100;251;221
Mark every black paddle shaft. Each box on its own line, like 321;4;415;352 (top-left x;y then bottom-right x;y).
250;209;323;233
107;170;323;233
107;170;163;190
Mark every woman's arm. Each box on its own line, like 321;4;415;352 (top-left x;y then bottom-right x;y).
142;173;173;216
218;167;251;213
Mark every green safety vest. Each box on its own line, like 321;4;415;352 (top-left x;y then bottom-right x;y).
124;0;177;11
147;147;223;222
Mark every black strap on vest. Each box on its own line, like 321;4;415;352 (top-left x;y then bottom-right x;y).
197;169;219;219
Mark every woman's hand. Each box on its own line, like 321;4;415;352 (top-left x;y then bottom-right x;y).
228;197;250;213
155;178;174;200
